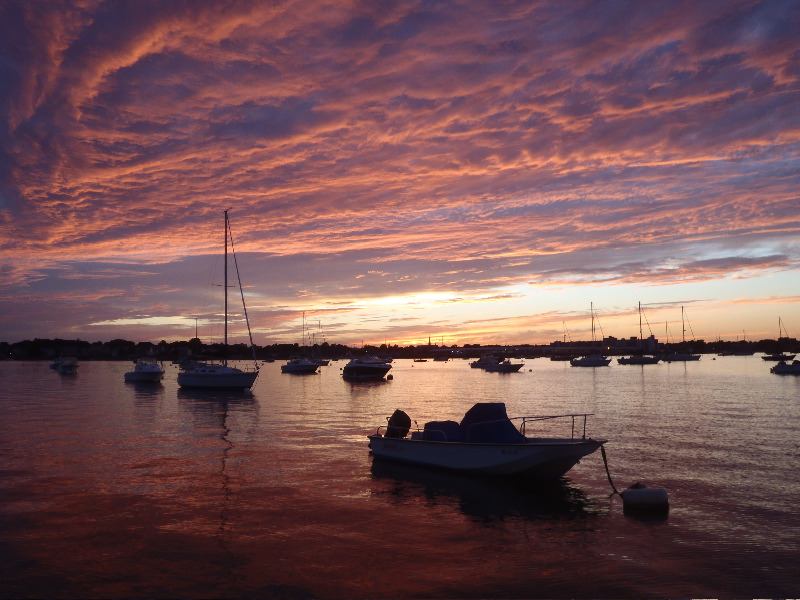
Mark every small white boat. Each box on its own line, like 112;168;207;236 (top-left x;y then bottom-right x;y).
368;403;605;479
570;354;611;367
342;357;392;380
281;357;320;374
571;303;610;367
53;357;78;375
770;360;800;375
482;359;524;373
124;358;165;383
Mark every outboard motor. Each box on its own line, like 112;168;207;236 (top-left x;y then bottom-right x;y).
385;409;411;438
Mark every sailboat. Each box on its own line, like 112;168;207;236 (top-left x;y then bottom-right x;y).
618;302;660;365
662;306;701;362
762;317;796;361
178;210;260;390
570;303;611;367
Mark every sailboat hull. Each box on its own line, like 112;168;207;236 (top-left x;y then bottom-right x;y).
178;366;258;390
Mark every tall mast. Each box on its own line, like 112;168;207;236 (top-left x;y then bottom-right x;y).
223;209;229;365
681;306;686;343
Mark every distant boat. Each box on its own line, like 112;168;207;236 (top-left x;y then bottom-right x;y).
342;357;392;381
571;303;611;367
124;358;165;383
618;302;660;365
571;354;612;367
762;317;795;361
470;355;502;369
368;403;605;479
281;357;320;374
413;358;427;363
482;359;524;373
770;360;800;375
52;356;78;375
177;210;259;391
662;307;701;362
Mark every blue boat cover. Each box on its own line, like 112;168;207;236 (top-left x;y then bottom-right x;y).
459;402;526;443
423;420;463;441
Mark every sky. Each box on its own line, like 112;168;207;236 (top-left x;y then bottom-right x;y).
1;0;799;348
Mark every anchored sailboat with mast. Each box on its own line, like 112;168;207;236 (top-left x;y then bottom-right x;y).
178;210;260;390
662;306;700;362
570;303;611;367
618;302;660;365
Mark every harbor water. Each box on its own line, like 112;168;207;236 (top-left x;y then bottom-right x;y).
1;356;798;598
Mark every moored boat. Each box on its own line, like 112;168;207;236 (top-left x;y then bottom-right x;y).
177;210;259;391
342;356;392;380
770;360;800;375
762;352;796;362
54;357;79;375
470;355;502;369
482;359;524;372
570;354;611;367
124;358;165;383
368;403;605;479
617;355;660;365
281;357;320;374
571;303;610;367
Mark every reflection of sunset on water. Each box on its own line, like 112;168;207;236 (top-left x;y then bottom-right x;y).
2;1;798;346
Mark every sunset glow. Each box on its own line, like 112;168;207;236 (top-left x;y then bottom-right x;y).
1;0;798;347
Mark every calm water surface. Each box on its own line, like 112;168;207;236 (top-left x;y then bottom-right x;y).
1;357;798;598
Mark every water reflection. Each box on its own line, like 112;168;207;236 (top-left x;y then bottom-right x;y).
370;459;601;523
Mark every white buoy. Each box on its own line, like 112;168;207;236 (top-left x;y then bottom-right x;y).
621;482;669;514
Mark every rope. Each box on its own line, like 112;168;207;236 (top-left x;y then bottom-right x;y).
600;445;621;496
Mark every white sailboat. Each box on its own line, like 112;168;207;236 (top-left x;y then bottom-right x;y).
618;302;660;365
662;307;701;362
570;303;611;367
178;210;260;391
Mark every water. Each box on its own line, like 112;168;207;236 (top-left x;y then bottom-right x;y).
1;357;798;598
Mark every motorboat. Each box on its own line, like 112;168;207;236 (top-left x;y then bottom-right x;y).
482;359;524;373
124;358;165;383
770;360;800;375
342;356;392;380
281;357;320;374
177;211;259;391
662;352;701;362
53;357;78;375
617;355;660;365
470;355;502;369
570;354;611;367
368;402;605;479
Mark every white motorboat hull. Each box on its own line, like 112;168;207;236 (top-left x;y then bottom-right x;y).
368;435;604;479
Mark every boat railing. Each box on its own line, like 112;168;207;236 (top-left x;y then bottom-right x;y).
375;413;595;441
514;413;594;440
